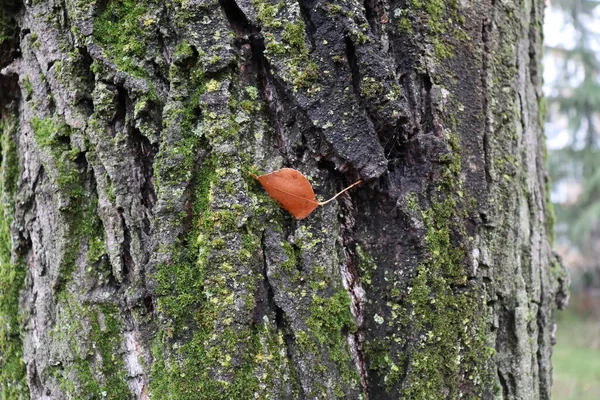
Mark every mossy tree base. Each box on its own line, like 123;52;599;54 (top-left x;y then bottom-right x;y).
0;0;568;399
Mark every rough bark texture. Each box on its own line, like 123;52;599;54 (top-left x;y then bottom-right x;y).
0;0;569;399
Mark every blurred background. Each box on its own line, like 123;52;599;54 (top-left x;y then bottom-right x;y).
543;1;600;398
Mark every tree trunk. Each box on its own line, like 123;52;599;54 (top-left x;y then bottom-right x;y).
0;0;569;399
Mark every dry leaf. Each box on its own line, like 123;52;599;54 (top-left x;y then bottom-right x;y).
251;168;320;219
251;168;361;219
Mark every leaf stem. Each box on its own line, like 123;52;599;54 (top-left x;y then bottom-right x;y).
318;180;362;205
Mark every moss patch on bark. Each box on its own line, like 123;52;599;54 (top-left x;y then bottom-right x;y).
0;116;29;398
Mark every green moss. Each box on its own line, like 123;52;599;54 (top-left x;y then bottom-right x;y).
31;116;104;291
151;151;265;398
29;32;40;49
50;297;130;398
151;326;260;399
360;76;383;98
154;53;207;193
93;0;151;77
432;37;454;60
200;108;241;144
59;198;104;291
86;235;106;264
31;117;84;200
292;61;319;90
150;64;277;396
406;143;490;397
149;29;315;394
397;0;465;60
27;111;118;394
53;59;63;75
421;198;466;285
325;4;343;16
294;225;323;251
256;318;301;397
398;17;413;34
240;99;257;113
253;0;320;92
31;116;64;147
402;264;488;398
281;241;297;272
153;153;217;305
205;79;221;92
0;118;18;196
364;134;491;397
23;76;33;99
244;86;259;101
350;29;369;45
356;245;377;287
106;179;117;204
0;117;28;398
254;0;283;29
299;290;359;398
88;305;130;397
421;0;446;34
173;40;194;60
282;21;306;51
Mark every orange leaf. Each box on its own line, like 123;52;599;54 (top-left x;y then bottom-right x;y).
251;168;320;219
251;168;362;219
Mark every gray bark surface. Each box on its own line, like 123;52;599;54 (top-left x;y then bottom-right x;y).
0;0;568;399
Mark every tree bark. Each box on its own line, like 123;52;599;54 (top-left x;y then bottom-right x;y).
0;0;569;399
